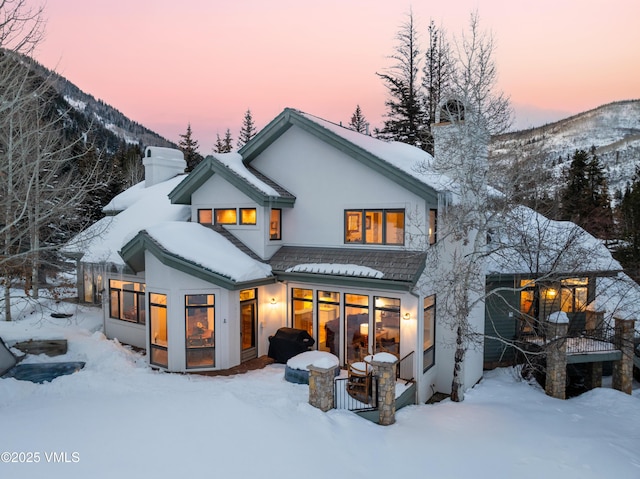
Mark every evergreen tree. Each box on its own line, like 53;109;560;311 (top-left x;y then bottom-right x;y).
213;133;225;154
237;109;257;148
422;20;451;155
560;148;613;238
348;105;368;133
615;169;640;280
213;129;233;154
223;128;233;153
376;9;429;150
178;123;203;172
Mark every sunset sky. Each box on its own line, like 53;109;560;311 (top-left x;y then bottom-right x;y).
29;0;640;152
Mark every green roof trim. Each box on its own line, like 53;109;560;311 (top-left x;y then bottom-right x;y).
168;155;295;207
273;271;417;292
119;231;276;291
240;108;440;205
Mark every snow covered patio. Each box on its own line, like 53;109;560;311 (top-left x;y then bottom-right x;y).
0;297;639;479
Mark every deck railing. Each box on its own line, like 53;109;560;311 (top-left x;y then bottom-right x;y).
397;351;414;382
334;376;378;412
520;325;619;355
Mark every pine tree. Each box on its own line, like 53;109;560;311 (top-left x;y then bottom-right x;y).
615;169;640;280
213;133;225;154
348;105;368;133
560;148;613;238
223;128;233;153
237;109;257;149
178;123;203;172
213;129;234;154
422;20;451;155
376;9;429;150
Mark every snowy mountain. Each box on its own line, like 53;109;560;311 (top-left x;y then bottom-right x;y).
490;100;640;199
22;54;175;153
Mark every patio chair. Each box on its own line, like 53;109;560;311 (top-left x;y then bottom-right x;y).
346;359;373;404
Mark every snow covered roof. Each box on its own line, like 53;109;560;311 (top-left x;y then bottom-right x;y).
239;108;453;205
63;175;190;265
269;246;427;290
297;111;457;194
486;205;621;276
593;273;640;333
120;222;273;287
169;153;295;206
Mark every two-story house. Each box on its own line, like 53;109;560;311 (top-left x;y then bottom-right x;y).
69;107;487;403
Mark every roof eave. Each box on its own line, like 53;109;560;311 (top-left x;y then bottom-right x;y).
120;231;276;290
273;270;417;292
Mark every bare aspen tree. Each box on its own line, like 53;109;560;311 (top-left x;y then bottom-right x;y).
0;1;107;319
418;12;511;401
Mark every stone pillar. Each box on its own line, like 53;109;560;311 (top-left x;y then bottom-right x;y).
545;321;568;399
585;362;603;390
308;365;337;412
612;318;635;395
371;358;398;426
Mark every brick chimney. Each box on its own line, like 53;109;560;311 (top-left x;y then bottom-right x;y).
143;146;186;188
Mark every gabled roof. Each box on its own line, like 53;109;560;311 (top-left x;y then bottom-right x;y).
239;108;446;205
268;246;427;291
120;222;275;290
169;152;295;207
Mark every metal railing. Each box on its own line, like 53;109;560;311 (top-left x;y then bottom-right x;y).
334;376;378;412
396;351;415;382
520;325;619;355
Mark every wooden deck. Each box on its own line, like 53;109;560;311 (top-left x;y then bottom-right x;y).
194;355;275;377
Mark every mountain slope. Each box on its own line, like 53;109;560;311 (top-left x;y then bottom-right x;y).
27;56;175;153
490;100;640;197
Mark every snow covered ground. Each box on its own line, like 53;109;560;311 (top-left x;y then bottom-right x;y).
0;294;639;479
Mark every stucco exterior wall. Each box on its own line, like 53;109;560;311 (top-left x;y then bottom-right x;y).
250;126;429;248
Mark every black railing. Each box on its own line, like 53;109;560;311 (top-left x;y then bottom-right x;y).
334;376;378;412
397;351;415;382
520;326;618;355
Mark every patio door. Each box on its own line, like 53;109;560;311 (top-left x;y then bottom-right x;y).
240;289;258;362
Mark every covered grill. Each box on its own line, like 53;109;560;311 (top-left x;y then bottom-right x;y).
268;327;315;364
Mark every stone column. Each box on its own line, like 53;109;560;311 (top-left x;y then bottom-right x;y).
585;362;603;390
545;321;568;399
612;318;635;395
308;365;337;412
371;358;398;426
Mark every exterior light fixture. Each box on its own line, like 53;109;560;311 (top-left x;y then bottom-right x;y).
403;312;411;320
270;297;277;305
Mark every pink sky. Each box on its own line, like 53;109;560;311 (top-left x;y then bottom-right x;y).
30;0;640;152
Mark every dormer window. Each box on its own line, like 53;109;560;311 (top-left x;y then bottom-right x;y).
198;209;213;224
240;208;257;225
215;209;237;224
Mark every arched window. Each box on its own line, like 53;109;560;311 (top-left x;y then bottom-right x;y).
440;99;465;123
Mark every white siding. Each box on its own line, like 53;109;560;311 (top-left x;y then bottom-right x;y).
250;126;428;247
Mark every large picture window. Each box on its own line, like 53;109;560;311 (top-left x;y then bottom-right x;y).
185;294;215;369
423;295;435;372
149;293;168;368
374;296;400;357
344;209;404;245
292;288;313;337
109;279;146;324
317;291;340;357
519;277;589;335
345;294;369;363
